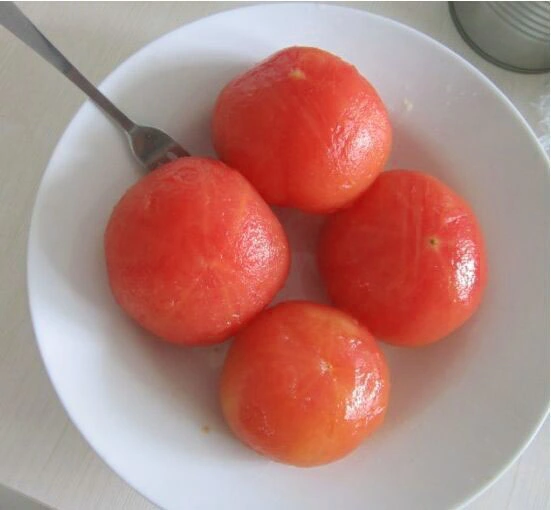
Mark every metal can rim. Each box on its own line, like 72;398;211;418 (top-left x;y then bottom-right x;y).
449;1;550;75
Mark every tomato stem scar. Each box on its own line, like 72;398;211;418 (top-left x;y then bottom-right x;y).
428;236;440;248
289;68;306;80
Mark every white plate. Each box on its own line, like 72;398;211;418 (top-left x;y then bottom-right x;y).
28;4;549;509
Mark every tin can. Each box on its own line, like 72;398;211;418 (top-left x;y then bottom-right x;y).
449;1;550;73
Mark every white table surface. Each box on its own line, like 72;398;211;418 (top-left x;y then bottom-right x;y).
0;2;548;509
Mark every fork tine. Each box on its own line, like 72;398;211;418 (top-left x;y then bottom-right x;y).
129;125;190;170
170;144;190;158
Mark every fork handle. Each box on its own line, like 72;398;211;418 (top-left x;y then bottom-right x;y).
0;2;136;133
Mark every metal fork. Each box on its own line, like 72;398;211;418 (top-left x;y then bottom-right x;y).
0;2;189;171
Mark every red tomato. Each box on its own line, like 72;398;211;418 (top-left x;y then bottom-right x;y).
104;157;290;346
319;170;487;347
212;46;392;213
220;301;390;467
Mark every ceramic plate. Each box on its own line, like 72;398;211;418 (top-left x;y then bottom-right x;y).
28;4;549;509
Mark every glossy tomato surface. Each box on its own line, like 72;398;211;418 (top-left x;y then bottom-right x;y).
104;157;290;345
212;46;392;213
319;170;487;347
220;301;390;467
